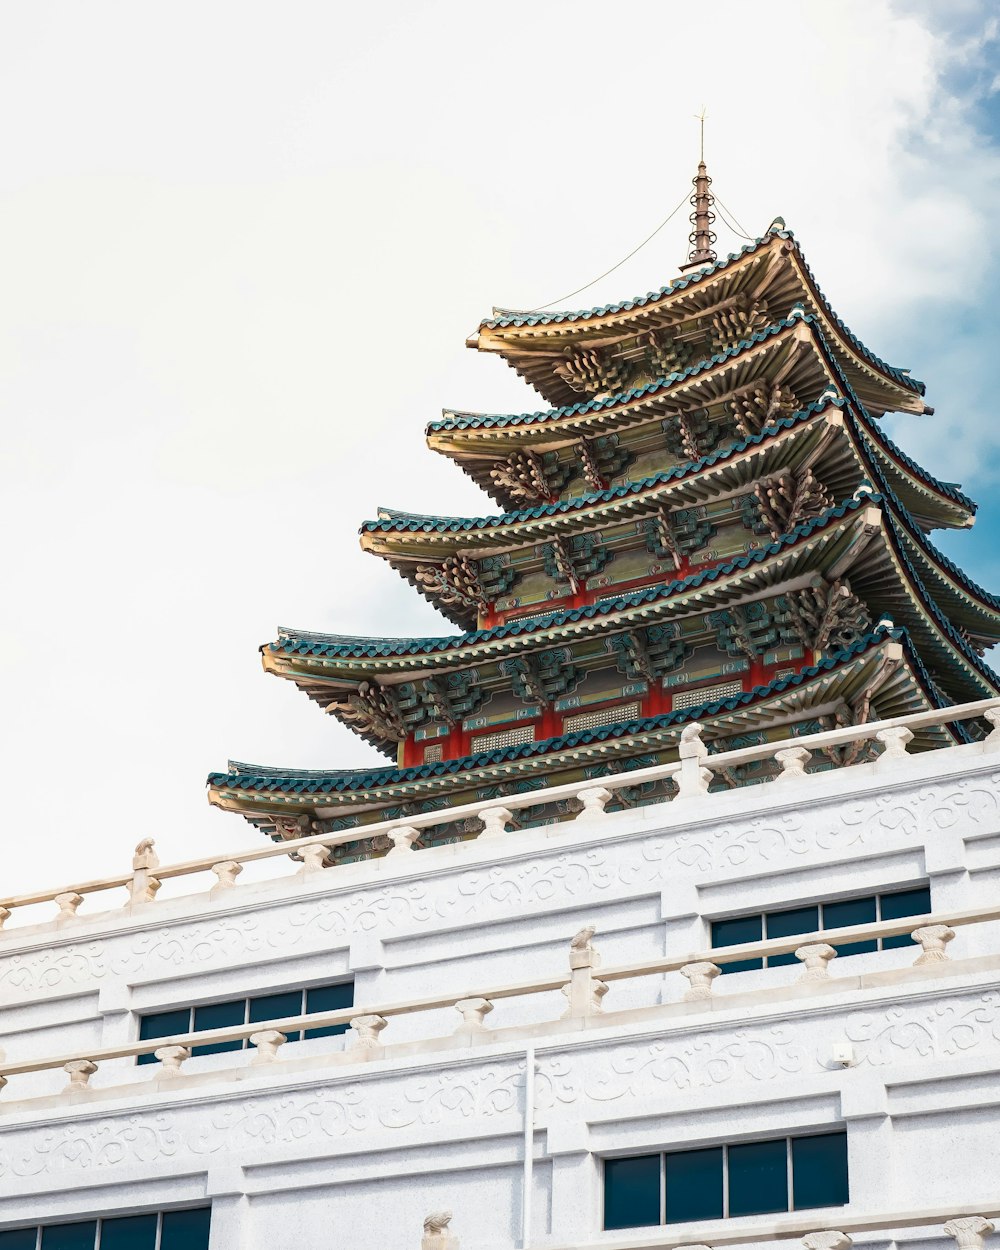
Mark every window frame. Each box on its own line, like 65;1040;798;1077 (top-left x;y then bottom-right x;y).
710;885;932;974
0;1206;212;1250
136;978;354;1064
602;1131;848;1230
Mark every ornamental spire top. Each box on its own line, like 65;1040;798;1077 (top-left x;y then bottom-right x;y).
680;109;717;272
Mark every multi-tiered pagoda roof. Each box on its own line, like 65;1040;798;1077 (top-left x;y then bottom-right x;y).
208;179;1000;848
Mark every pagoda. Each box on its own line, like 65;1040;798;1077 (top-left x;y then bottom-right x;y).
208;163;1000;849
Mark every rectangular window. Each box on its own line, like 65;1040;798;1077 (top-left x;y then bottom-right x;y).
671;680;743;711
137;981;353;1064
0;1209;211;1250
603;1133;847;1229
712;887;931;975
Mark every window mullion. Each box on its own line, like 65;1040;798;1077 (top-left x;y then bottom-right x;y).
660;1152;666;1226
154;1211;163;1250
722;1144;729;1218
787;1136;794;1211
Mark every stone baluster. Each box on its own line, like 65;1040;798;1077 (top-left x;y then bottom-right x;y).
54;892;83;923
387;825;420;856
874;725;914;770
127;838;161;906
63;1059;98;1091
675;722;712;799
298;842;329;874
802;1233;853;1250
153;1044;191;1077
250;1029;287;1064
575;786;612;819
562;925;608;1017
350;1014;388;1049
795;943;837;981
680;961;721;1001
774;745;811;783
981;708;1000;754
422;1213;458;1250
211;860;243;890
911;924;956;965
454;998;494;1031
944;1217;996;1250
0;906;11;931
0;1075;7;1095
478;806;512;839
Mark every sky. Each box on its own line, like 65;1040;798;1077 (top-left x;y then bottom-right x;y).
2;1;1000;895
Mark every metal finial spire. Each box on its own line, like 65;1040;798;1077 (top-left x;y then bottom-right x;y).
680;109;717;272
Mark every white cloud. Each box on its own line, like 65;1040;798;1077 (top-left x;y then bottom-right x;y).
2;0;1000;892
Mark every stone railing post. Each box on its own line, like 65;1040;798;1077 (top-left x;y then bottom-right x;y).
63;1059;97;1091
675;722;712;800
803;1233;853;1250
680;961;721;1001
575;786;612;819
54;892;83;923
981;708;1000;754
0;906;10;931
127;838;161;905
795;943;837;981
562;925;608;1016
874;725;914;770
454;998;494;1031
350;1014;388;1049
944;1218;995;1250
774;746;811;783
298;842;329;874
478;806;512;839
211;860;243;890
249;1029;287;1064
912;924;956;965
422;1213;458;1250
153;1044;190;1077
387;825;420;856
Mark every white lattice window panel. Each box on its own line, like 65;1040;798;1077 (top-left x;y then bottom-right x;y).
472;725;536;752
672;680;744;711
423;744;443;763
563;701;641;734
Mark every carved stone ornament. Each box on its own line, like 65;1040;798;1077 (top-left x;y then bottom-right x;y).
422;1212;458;1250
63;1059;98;1091
350;1013;388;1049
454;997;494;1030
944;1217;996;1250
802;1233;853;1250
680;961;721;1001
795;943;837;981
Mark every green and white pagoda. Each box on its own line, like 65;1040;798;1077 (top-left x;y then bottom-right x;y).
209;164;1000;848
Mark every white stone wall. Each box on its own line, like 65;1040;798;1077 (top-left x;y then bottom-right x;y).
1;742;999;1248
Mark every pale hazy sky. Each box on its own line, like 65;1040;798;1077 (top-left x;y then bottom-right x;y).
3;1;1000;895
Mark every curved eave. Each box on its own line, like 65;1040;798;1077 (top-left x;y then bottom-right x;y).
470;232;924;415
209;630;954;830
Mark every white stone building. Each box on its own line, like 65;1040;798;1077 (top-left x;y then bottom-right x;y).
0;706;999;1249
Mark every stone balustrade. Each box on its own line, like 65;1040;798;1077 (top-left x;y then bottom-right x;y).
0;696;995;932
0;895;995;1105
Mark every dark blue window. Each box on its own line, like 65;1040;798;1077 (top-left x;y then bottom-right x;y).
665;1146;723;1224
825;896;877;957
711;915;763;973
138;982;353;1062
249;991;303;1042
159;1209;212;1250
604;1155;660;1229
192;999;245;1056
792;1133;849;1209
765;907;819;969
100;1215;157;1250
728;1139;788;1216
305;982;354;1038
881;886;931;949
137;1008;191;1066
41;1224;96;1250
714;886;931;973
0;1231;38;1249
604;1132;847;1228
